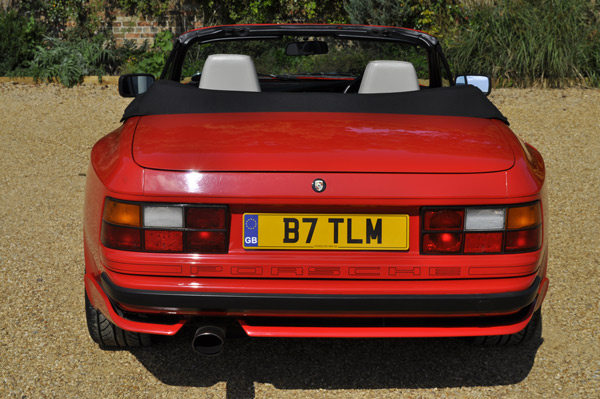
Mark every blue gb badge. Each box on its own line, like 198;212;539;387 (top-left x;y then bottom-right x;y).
244;214;258;247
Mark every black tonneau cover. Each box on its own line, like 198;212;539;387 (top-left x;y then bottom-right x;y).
122;80;508;124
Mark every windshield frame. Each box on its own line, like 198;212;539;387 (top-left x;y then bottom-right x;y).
161;24;451;88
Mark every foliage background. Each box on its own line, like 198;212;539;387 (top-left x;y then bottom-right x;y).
0;0;598;87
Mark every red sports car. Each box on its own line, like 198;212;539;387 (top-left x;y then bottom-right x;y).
84;24;548;355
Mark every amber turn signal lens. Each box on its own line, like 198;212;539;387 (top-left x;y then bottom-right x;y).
103;199;141;227
507;203;541;229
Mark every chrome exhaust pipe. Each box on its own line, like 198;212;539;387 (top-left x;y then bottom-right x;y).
192;326;225;356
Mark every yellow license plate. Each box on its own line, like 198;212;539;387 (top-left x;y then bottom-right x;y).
243;213;409;250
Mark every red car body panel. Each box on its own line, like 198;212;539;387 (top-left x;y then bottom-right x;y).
132;113;515;173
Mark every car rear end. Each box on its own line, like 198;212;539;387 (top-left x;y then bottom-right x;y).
83;112;548;352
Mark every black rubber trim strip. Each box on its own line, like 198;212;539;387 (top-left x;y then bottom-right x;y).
243;304;535;328
100;273;539;315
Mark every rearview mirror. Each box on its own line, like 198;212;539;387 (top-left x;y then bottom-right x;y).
118;74;155;97
456;75;491;96
286;41;329;56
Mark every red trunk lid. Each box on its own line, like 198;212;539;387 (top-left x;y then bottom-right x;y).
132;112;514;173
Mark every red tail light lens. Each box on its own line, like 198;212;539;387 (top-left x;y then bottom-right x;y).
423;209;463;230
505;226;542;252
422;233;462;253
186;231;227;253
100;198;229;253
464;232;503;253
187;207;226;229
144;230;183;252
101;221;141;250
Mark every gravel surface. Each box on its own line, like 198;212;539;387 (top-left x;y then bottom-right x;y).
0;83;599;398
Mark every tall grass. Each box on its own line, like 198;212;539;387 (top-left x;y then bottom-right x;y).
448;0;600;87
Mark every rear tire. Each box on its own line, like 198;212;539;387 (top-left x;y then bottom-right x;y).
85;291;152;347
471;309;542;346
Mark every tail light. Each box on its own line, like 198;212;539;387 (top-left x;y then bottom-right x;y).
101;198;229;253
423;209;463;230
422;202;542;254
422;232;462;253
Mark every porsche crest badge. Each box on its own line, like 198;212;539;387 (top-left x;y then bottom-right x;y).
312;179;326;193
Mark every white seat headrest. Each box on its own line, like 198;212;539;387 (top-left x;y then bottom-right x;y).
199;54;261;92
359;61;420;94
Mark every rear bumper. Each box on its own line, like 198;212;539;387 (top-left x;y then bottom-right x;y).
100;272;539;315
85;271;548;338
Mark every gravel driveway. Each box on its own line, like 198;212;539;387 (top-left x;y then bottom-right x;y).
1;83;598;398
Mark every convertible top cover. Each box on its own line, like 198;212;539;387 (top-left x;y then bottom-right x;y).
122;80;508;124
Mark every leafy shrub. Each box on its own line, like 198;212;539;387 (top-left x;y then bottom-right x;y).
18;35;117;87
200;0;347;25
0;9;45;75
345;0;465;40
16;0;107;37
120;30;173;76
116;0;171;17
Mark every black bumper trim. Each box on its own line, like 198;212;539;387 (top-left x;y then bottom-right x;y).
100;273;540;315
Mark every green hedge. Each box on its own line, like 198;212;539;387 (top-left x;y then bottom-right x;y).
2;1;599;87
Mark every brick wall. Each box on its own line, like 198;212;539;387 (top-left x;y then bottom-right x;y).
112;8;204;46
